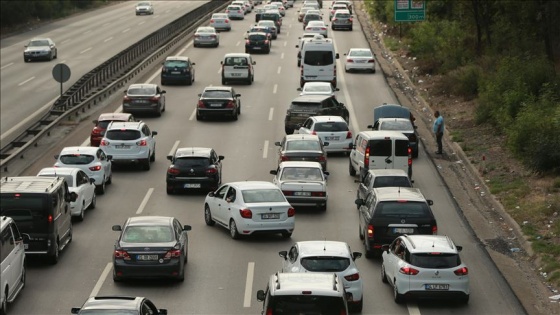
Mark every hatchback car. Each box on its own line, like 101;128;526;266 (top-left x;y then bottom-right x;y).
257;20;278;39
100;121;157;171
305;21;329;38
196;86;241;121
122;84;166;116
297;82;339;98
247;25;273;41
381;235;470;304
37;167;96;221
166;147;224;194
90;113;135;146
160;56;195;85
279;241;364;312
275;134;329;171
245;32;271;54
331;9;353;30
23;38;57;62
112;216;191;282
345;48;376;73
370;117;419;158
226;5;244;20
135;1;154;15
193;26;220;48
297;116;353;154
72;296;167;315
204;181;295;239
303;13;323;29
270;161;328;210
54;146;112;194
210;13;231;31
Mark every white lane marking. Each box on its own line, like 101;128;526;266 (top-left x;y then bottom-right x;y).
122;28;131;33
268;108;274;121
189;108;196;121
169;140;180;156
147;65;160;83
217;66;222;74
104;37;113;42
178;41;193;55
80;47;92;54
136;188;154;214
281;52;284;59
1;62;14;70
273;84;278;94
90;262;112;297
83;30;91;35
236;41;241;46
283;41;287;47
61;39;71;44
262;141;269;159
331;35;359;132
18;77;35;86
243;262;255;307
277;66;281;74
407;303;421;315
60;60;67;64
138;21;146;26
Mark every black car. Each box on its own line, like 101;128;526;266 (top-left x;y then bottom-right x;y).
248;26;274;41
122;83;166;117
160;56;195;85
166;147;224;194
71;296;167;315
254;8;265;22
196;86;241;121
284;94;349;134
245;32;271;54
111;216;191;282
275;134;329;171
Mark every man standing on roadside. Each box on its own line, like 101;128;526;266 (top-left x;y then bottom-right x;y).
433;111;444;154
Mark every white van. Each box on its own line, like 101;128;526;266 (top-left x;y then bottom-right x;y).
349;130;412;179
220;53;255;85
300;38;339;88
1;216;26;314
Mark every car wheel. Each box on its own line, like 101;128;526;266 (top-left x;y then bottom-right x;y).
150;148;155;162
358;225;364;240
161;80;166;86
381;264;388;283
233;110;238;121
49;51;54;60
281;231;292;238
54;50;57;59
76;203;85;221
349;159;356;176
350;26;353;31
49;240;59;265
229;219;240;239
1;289;7;315
245;48;249;54
167;185;175;195
331;26;335;30
156;106;162;117
364;239;374;259
187;76;193;86
142;159;151;171
238;104;241;115
319;203;327;211
393;283;405;304
350;299;363;312
24;57;28;63
88;192;96;209
177;266;185;282
459;295;470;304
345;67;349;73
196;111;203;121
204;205;215;226
96;178;106;195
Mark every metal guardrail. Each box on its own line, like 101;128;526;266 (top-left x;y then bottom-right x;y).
0;0;229;174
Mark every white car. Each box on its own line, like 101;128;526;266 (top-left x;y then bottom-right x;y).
270;2;285;16
135;1;154;15
204;181;295;239
226;5;245;20
304;21;329;38
297;82;339;98
54;146;112;194
279;241;364;312
210;13;231;32
381;235;470;304
344;48;376;73
270;161;328;210
0;216;26;314
297;116;353;154
37;167;96;221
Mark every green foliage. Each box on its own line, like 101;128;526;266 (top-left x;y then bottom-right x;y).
438;64;482;99
1;0;102;28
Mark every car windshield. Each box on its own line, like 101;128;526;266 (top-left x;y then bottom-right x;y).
127;87;156;95
197;28;215;34
242;189;286;203
224;57;248;66
410;253;461;268
0;196;48;233
38;174;74;187
374;201;430;217
105;130;141;141
304;51;334;66
269;296;346;314
281;167;323;181
349;50;372;57
59;154;95;165
301;256;350;272
122;226;174;243
28;40;49;46
138;2;150;6
174;157;210;168
379;120;413;131
313;122;348;132
202;90;232;98
164;60;188;68
286;140;321;151
373;177;412;188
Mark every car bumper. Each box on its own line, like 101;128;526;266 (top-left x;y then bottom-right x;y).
194;39;218;46
211;25;231;31
324;142;353;153
161;74;192;83
105;150;150;163
122;104;160;114
246;45;270;52
237;219;295;235
332;22;352;29
87;173;105;186
113;260;182;279
167;177;219;191
228;14;244;19
344;282;364;302
285;196;327;207
223;75;250;82
346;63;375;71
23;53;51;60
197;108;237;117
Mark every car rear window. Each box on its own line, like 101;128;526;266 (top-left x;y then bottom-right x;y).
59;154;94;165
270;296;346;313
369;139;392;156
379;120;413;131
261;13;279;20
164;60;188;68
286;140;321;151
373;176;412;188
224;57;249;66
314;122;348;132
105;130;142;141
127;87;155;95
335;13;351;18
281;167;323;181
300;256;350;272
242;189;286;203
249;34;268;41
202;90;232;98
374;201;431;217
122;226;174;243
174;157;210;168
304;51;334;66
395;139;409;156
410;253;461;268
290;101;321;109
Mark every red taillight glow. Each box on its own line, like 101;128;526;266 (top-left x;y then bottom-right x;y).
246;40;250;44
432;225;438;235
137;139;147;146
240;209;252;218
100;140;109;146
206;168;218;175
346;131;352;139
282;190;293;196
280;155;289;161
344;273;360;281
226;101;235;108
89;165;102;171
318;156;326;161
364;147;370;167
164;249;181;259
225;19;229;23
266;309;273;315
197;100;205;108
92;127;102;135
408;147;412;165
210;19;215;23
399;266;420;275
167;168;180;175
48;214;53;224
347;59;354;63
150;96;160;102
123;95;130;102
367;224;374;238
288;207;296;217
311;191;326;197
368;59;375;63
454;267;469;276
114;250;131;260
311;131;317;135
332;18;338;22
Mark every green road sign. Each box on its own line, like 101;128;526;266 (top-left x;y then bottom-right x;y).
395;0;425;22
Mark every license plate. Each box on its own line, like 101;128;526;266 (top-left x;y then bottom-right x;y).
115;145;130;149
136;100;150;103
171;71;181;74
294;191;311;196
262;213;280;219
24;244;28;249
425;284;449;290
184;183;201;188
357;60;367;63
210;103;222;107
137;254;158;261
325;136;339;141
231;73;242;76
394;228;414;234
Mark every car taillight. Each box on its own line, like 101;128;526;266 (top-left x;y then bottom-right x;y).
206;167;218;175
346;131;352;139
100;140;109;146
48;214;53;224
367;224;374;238
226;100;235;108
266;309;273;315
321;27;326;30
240;208;252;218
89;165;102;171
226;9;230;12
311;131;317;135
164;249;181;259
318;156;326;161
246;40;250;44
114;250;131;260
137;139;147;146
210;35;216;38
225;19;229;23
399;266;420;275
123;95;130;101
92;127;102;135
344;273;360;281
167;168;180;175
264;40;269;44
408;147;412;165
150;96;160;102
210;19;215;23
364;147;370;168
282;190;293;196
238;10;242;13
288;207;295;217
347;59;354;63
454;267;469;276
197;100;206;108
311;191;325;197
432;225;438;235
349;18;353;22
368;59;375;63
280;155;289;161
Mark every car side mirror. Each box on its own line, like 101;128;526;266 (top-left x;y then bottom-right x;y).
207;191;215;197
427;200;434;206
270;170;277;175
354;179;360;183
192;62;196;66
54;155;59;159
295;45;299;48
381;244;390;252
90;178;96;184
235;94;241;97
411;179;415;184
152;131;158;136
367;124;375;130
218;155;225;160
107;155;113;161
198;93;202;97
456;245;463;252
183;225;192;231
335;53;339;59
296;87;302;91
414;125;418;129
220;61;224;65
354;198;364;206
112;225;122;231
256;290;266;302
166;155;173;161
352;252;362;260
157;310;167;315
323;171;329;176
274;141;281;146
279;250;288;259
335;88;340;91
161;90;166;94
71;308;80;314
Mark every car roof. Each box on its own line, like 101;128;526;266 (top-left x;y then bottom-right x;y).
285;134;322;141
165;56;189;61
357;130;410;140
296;241;351;257
203;86;232;91
0;216;15;231
60;146;99;155
227;181;279;190
278;161;323;168
310;116;347;123
224;53;251;58
80;296;143;310
174;147;212;158
38;167;80;176
349;48;372;52
367;169;409;177
373;187;427;202
126;216;173;226
106;121;144;130
292;94;334;102
196;26;215;31
402;235;460;254
98;113;133;121
128;83;156;89
303;82;333;87
334;9;351;14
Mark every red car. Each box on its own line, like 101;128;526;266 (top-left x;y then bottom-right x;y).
90;113;135;146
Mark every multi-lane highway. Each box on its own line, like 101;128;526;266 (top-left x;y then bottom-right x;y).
4;1;525;314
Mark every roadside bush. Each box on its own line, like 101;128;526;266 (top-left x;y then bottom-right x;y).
438;64;482;99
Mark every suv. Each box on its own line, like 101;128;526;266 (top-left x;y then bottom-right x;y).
166;147;224;194
220;53;256;85
1;216;25;314
381;235;470;304
284;95;348;134
355;187;437;258
100;121;158;171
160;56;195;85
256;272;348;314
356;169;413;204
71;296;167;315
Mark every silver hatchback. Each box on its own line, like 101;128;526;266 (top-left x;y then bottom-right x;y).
210;13;231;32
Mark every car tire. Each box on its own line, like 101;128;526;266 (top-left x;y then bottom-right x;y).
459;295;470;304
88;192;96;209
24;57;28;63
345;67;349;73
233;110;238;121
358;225;364;240
187;77;193;86
381;264;388;283
54;50;57;59
350;26;353;31
281;231;292;238
229;219;240;239
1;288;7;315
196;112;203;121
349;159;356;176
177;267;185;282
319;203;327;211
96;178;106;195
204;205;215;226
161;80;166;86
331;26;335;30
106;174;112;184
393;283;405;304
142;159;151;171
245;48;249;54
49;240;59;265
364;240;374;259
350;299;363;312
156;106;162;117
222;78;226;85
150;148;155;162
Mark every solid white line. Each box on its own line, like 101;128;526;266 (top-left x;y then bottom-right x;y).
83;30;91;35
262;141;269;159
61;39;71;44
122;28;131;33
273;84;278;94
277;66;281;74
189;108;196;120
331;34;359;132
169;140;180;156
1;62;14;70
60;60;67;64
178;41;193;55
407;302;421;315
104;37;113;42
136;188;154;214
286;31;289;36
80;47;92;54
268;108;274;121
243;262;255;307
102;22;111;27
18;76;35;86
90;262;112;297
281;52;284;59
217;67;222;74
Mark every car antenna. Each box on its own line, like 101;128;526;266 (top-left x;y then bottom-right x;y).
323;237;327;252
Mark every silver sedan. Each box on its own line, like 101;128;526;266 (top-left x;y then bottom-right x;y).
193;26;219;48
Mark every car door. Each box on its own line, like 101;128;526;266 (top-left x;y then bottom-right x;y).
209;185;229;224
96;149;111;180
384;239;399;284
156;86;165;107
271;166;282;186
358;171;372;200
223;187;238;223
9;223;25;289
1;226;17;293
359;192;375;236
173;219;187;255
141;299;160;315
298;118;313;134
79;171;95;206
143;125;156;154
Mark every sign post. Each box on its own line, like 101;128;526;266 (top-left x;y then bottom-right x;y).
52;63;71;105
395;0;426;22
